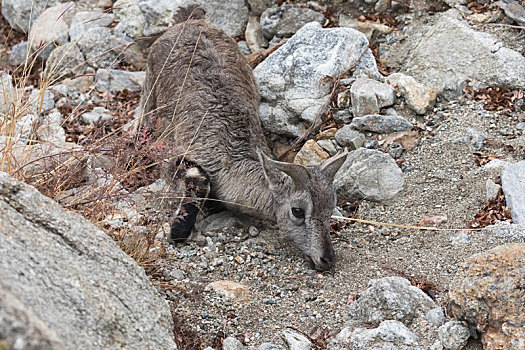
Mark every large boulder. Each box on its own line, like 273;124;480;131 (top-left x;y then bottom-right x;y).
0;172;177;349
254;22;378;137
384;9;525;97
448;244;525;350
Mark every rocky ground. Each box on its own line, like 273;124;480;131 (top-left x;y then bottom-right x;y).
1;0;525;349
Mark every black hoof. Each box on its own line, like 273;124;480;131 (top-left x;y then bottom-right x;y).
170;203;200;243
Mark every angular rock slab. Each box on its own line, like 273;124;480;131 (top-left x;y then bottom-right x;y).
254;22;378;137
350;77;395;117
0;172;176;349
350;114;413;134
448;243;525;350
501;160;525;225
385;9;525;97
333;148;404;202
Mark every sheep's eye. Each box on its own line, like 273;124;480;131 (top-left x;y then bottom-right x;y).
291;207;305;219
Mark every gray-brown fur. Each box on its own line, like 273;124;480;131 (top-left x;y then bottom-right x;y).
139;11;347;270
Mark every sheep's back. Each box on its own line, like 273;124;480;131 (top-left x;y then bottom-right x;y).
140;20;269;176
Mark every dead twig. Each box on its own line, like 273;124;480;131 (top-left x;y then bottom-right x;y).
247;39;288;69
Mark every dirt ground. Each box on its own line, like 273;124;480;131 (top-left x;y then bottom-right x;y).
161;98;524;349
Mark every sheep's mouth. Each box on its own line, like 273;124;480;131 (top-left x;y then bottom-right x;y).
307;255;334;272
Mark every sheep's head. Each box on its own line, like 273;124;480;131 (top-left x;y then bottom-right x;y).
257;150;347;271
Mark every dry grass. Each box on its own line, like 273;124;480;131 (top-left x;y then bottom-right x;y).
0;1;180;269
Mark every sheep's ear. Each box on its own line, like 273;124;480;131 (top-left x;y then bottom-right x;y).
320;149;348;182
256;148;309;189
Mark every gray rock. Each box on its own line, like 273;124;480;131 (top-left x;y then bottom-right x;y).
317;139;338;156
351;114;413;134
282;329;311;350
28;3;70;52
384;9;525;96
81;107;114;124
364;139;380;149
516;122;525;130
76;27;119;69
438;321;470;350
36;111;66;144
238;41;251;55
0;286;67;350
454;128;485;151
135;0;184;36
482;159;510;171
426;308;446;326
110;33;147;70
9;41;30;66
69;11;115;40
386;73;436;114
501;160;525;225
450;231;471;245
169;269;185;280
197;0;249;38
499;0;525;26
113;0;147;38
14;114;38;140
350;77;395;117
388;142;404;159
487;222;525;243
223;336;244;350
260;5;325;39
485;179;501;201
29;89;55;114
254;22;377;137
348;276;437;326
0;72;16;118
257;343;282;350
334;126;365;150
334;110;352;124
246;15;268;52
0;172;176;349
46;43;86;78
95;69;146;93
334;148;405;202
335;320;421;350
444;0;467;6
1;0;61;33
